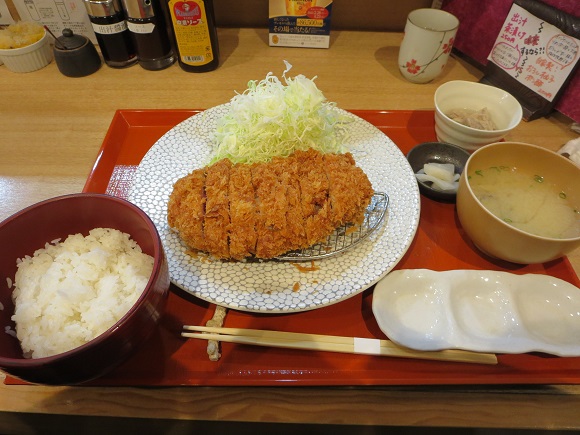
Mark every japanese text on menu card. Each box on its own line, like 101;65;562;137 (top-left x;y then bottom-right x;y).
487;3;579;102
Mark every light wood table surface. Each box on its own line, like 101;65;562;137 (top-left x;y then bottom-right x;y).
1;28;579;433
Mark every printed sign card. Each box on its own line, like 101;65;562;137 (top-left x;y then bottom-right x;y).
488;3;579;103
0;0;16;25
12;0;97;43
269;0;333;49
481;0;580;121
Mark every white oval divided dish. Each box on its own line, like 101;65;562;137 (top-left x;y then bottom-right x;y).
372;269;580;357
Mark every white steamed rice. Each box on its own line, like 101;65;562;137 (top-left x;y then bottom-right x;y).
10;228;154;359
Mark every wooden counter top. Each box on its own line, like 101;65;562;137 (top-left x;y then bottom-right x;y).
1;28;579;432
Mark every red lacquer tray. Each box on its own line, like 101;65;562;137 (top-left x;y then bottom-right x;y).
11;110;580;387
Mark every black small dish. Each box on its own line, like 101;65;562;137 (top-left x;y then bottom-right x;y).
407;142;471;201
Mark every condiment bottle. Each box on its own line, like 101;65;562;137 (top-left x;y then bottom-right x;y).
164;0;219;72
121;0;176;70
84;0;137;68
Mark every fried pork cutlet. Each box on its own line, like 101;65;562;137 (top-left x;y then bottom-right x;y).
228;164;257;260
294;148;335;246
167;148;373;260
323;152;374;227
272;155;308;251
251;162;290;259
167;169;206;253
203;158;231;259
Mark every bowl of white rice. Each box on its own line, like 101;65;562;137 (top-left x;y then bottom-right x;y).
0;193;170;385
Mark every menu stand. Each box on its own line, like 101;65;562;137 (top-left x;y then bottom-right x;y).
481;0;580;121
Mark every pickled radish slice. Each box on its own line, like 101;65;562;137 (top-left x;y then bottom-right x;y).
415;173;457;191
423;162;455;182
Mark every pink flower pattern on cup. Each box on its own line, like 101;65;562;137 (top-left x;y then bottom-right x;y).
402;36;455;77
443;37;455;54
405;59;421;74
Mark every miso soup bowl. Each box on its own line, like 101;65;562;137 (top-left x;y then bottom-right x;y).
456;142;580;264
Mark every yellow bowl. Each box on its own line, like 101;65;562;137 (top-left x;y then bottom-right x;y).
0;29;52;73
456;142;580;264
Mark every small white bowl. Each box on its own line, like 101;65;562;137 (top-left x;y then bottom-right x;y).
434;81;523;151
0;30;52;73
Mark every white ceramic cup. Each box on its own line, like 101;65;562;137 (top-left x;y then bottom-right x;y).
398;8;459;84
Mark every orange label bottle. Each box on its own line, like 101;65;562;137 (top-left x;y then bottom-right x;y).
166;0;219;72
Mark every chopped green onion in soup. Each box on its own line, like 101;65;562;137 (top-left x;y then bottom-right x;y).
469;166;580;239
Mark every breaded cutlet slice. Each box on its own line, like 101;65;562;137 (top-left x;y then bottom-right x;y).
294;148;334;246
203;158;232;259
323;152;374;226
251;161;289;259
167;169;206;252
272;155;308;251
228;163;257;260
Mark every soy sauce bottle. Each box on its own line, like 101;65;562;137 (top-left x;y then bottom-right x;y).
165;0;219;72
121;0;176;70
84;0;137;68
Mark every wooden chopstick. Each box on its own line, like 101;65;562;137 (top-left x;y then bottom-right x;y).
182;325;497;365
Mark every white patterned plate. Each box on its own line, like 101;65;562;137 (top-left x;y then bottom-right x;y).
128;105;420;313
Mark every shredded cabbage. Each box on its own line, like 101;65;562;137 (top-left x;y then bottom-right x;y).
209;61;349;164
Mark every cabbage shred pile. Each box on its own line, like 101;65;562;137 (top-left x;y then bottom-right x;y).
210;62;349;165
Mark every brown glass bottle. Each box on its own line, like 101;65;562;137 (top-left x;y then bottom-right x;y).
84;0;138;68
121;0;176;70
164;0;220;72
